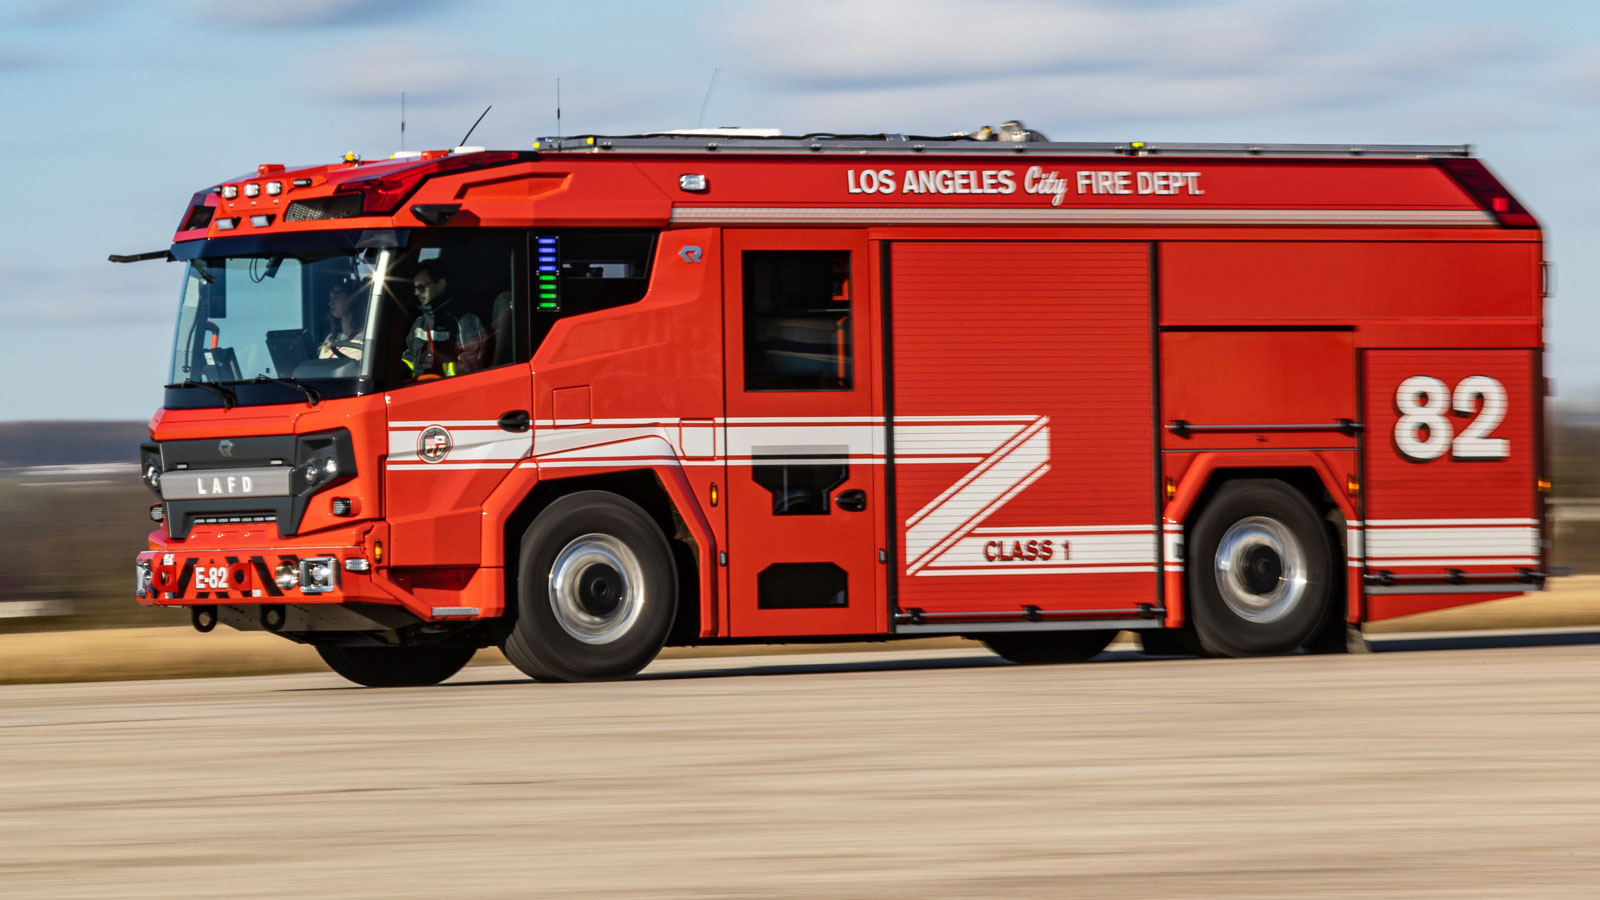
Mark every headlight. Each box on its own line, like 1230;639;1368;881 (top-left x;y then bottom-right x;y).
274;562;298;591
140;443;163;497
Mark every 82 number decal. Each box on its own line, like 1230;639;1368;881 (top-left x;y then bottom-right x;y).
1394;375;1510;461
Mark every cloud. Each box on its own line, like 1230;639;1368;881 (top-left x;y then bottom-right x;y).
7;0;103;26
195;0;438;29
294;34;691;150
0;45;53;73
717;0;1541;131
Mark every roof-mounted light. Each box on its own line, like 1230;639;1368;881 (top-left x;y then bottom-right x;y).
221;185;239;199
266;181;282;196
244;183;261;198
332;150;522;216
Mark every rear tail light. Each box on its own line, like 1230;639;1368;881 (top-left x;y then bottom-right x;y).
1436;159;1537;228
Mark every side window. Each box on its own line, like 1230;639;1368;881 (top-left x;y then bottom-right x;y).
392;234;523;381
531;231;658;354
742;250;853;391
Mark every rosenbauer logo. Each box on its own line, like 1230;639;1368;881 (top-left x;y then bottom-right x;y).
416;425;453;463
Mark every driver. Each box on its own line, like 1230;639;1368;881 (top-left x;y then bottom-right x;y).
402;260;486;378
317;278;367;361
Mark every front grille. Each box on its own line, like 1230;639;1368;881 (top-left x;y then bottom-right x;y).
194;514;278;526
284;195;363;222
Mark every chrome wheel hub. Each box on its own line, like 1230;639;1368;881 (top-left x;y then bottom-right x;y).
1214;516;1307;624
548;533;644;644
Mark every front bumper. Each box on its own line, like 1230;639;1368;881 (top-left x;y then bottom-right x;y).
135;524;505;623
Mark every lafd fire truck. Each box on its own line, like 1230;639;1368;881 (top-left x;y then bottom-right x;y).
124;125;1550;686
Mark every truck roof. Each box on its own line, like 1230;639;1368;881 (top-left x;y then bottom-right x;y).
531;133;1474;159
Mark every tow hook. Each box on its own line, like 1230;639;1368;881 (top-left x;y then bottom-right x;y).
191;605;218;633
259;604;287;632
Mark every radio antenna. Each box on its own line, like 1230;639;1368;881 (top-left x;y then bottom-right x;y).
696;67;722;129
555;78;561;139
400;91;406;151
458;104;491;147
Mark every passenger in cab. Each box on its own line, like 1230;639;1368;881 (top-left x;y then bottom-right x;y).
317;278;367;361
403;260;487;378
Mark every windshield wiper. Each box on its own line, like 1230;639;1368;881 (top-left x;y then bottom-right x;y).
179;378;236;409
251;374;321;406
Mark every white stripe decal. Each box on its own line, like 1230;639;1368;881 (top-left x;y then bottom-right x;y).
670;206;1495;227
1367;518;1538;527
904;417;1052;575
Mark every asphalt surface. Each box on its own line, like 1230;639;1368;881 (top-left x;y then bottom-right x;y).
2;634;1599;898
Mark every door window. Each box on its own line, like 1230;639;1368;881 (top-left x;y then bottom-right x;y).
742;250;853;391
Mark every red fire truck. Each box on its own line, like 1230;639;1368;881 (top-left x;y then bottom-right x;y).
125;127;1550;686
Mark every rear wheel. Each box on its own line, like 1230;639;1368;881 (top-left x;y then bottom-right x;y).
1188;479;1333;657
981;630;1118;665
316;643;476;687
502;491;677;682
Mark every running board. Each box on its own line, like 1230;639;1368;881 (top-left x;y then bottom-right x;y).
893;605;1164;634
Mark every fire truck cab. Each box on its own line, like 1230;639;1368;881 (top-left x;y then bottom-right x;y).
130;129;1549;685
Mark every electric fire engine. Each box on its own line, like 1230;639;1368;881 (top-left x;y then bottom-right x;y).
121;123;1551;686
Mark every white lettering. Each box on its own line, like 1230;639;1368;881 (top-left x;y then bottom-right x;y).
1025;167;1070;207
241;475;253;493
196;478;207;496
226;475;237;494
211;477;224;495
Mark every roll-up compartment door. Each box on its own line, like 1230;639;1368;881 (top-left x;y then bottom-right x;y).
889;241;1157;620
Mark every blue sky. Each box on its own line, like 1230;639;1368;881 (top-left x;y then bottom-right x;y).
1;0;1595;420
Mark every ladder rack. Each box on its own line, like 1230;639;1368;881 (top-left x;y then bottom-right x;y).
530;134;1472;159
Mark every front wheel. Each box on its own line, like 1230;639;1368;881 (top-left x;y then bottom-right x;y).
316;643;476;687
981;630;1118;665
1188;479;1333;657
502;491;677;682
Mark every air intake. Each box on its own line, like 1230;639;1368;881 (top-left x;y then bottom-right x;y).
284;195;364;222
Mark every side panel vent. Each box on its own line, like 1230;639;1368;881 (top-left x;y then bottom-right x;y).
284;195;364;222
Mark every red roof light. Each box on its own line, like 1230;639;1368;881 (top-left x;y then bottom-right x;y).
332;151;523;216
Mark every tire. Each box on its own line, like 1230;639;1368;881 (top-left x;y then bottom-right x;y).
1188;479;1333;657
502;491;677;682
316;643;476;687
981;630;1118;665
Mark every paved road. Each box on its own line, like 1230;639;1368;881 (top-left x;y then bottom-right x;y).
2;636;1599;898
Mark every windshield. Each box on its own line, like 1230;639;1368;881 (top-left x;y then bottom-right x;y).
166;230;521;407
169;250;388;390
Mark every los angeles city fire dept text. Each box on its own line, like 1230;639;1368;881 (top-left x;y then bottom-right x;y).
847;167;1204;206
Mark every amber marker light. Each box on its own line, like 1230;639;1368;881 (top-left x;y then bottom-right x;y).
709;483;720;507
372;540;383;563
1538;478;1552;494
1347;475;1361;498
1164;477;1177;501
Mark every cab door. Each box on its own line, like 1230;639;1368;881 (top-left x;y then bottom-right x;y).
383;233;533;569
722;230;883;637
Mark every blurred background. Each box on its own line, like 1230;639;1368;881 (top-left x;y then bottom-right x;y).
1;0;1597;632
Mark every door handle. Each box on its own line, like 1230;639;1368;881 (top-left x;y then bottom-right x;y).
835;489;867;512
497;409;530;433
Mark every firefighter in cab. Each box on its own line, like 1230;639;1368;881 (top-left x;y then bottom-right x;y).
403;260;487;378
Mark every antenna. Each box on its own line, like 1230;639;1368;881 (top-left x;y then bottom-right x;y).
555;78;561;139
696;67;722;129
458;104;492;147
400;91;406;151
